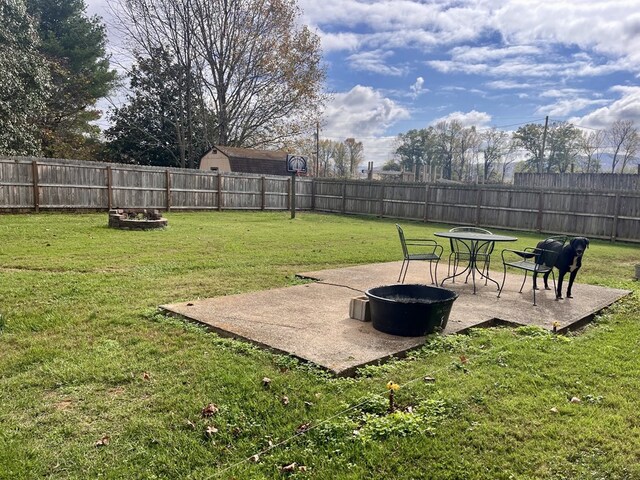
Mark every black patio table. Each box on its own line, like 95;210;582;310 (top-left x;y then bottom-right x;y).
434;231;518;294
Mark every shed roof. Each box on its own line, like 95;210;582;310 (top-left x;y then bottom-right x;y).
213;145;289;176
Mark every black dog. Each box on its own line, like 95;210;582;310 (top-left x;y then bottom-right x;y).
535;237;589;299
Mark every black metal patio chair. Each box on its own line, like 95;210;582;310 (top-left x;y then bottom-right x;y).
447;226;495;284
497;235;567;306
396;224;443;284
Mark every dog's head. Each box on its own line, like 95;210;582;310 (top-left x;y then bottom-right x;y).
570;237;589;256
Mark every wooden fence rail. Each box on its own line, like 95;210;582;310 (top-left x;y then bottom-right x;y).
1;157;639;243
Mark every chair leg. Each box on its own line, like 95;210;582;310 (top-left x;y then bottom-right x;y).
401;260;409;283
498;263;507;298
484;257;490;285
518;271;528;293
398;259;407;283
432;259;440;285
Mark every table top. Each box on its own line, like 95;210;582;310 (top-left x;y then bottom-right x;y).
434;231;518;242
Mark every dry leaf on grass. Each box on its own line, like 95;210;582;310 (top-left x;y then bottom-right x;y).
423;376;436;383
94;435;110;447
550;407;559;413
201;403;219;417
281;395;290;406
281;462;297;472
570;397;581;403
204;425;218;437
142;372;151;380
262;377;271;388
295;423;311;434
250;454;260;463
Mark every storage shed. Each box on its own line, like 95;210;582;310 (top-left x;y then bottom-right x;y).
199;145;289;175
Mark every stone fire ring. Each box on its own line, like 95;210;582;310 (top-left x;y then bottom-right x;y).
108;209;168;230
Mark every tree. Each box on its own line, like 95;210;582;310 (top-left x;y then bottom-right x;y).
395;129;427;178
546;122;582;173
619;122;639;173
481;128;514;183
114;0;325;152
0;0;50;155
105;49;214;167
513;123;546;173
606;119;638;173
578;130;604;173
433;120;464;180
344;138;363;176
382;159;401;171
455;125;479;181
332;142;348;177
27;0;116;159
317;139;336;177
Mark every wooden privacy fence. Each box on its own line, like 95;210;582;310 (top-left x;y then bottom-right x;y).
1;157;639;243
514;172;640;191
313;179;640;243
0;157;313;212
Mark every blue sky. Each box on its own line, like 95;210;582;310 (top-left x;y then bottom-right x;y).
87;0;640;165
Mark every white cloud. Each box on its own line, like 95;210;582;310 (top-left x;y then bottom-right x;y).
323;85;410;138
485;80;537;90
347;50;407;76
321;85;410;165
535;98;611;118
430;110;492;128
491;1;640;68
570;86;640;129
448;45;542;63
410;77;425;98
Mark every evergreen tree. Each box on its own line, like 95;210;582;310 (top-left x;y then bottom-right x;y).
27;0;116;159
105;49;214;167
0;0;50;155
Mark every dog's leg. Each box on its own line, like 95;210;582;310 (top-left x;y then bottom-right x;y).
566;269;579;298
556;271;566;299
543;271;552;290
533;272;539;290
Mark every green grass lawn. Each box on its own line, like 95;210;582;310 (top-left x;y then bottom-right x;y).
0;211;638;480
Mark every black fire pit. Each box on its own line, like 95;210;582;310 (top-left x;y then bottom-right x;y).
365;284;458;336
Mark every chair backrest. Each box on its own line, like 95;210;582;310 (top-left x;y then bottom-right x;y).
449;227;494;254
396;224;409;258
450;227;492;234
535;236;567;268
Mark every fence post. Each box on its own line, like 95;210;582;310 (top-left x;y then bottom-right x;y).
536;190;544;232
378;183;385;217
217;173;223;211
611;193;621;242
475;186;482;226
341;181;347;214
311;178;316;211
165;169;171;211
106;166;113;210
261;176;266;210
31;160;39;212
423;184;430;223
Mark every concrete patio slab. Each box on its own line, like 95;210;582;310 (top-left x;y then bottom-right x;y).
160;262;630;376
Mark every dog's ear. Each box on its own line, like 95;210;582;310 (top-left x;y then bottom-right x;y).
585;238;590;248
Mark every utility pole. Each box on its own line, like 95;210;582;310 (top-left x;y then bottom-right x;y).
540;115;549;174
